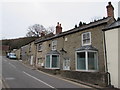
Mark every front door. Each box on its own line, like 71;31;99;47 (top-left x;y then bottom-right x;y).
63;59;70;70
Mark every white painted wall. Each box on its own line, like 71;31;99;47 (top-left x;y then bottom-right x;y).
118;28;120;88
105;28;119;88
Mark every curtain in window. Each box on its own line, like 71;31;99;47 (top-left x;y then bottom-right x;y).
88;52;97;70
77;52;86;70
46;55;50;68
52;55;59;68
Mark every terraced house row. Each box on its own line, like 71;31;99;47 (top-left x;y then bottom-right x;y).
13;2;120;88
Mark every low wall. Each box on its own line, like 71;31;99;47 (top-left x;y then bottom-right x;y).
38;68;60;75
60;70;108;87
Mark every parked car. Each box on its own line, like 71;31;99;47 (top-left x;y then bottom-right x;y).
8;53;17;59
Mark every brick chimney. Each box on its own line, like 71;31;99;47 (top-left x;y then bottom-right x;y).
106;2;114;17
56;22;62;34
41;31;45;37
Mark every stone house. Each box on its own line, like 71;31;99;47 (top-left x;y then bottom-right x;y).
15;48;21;60
21;44;29;63
103;20;120;88
34;2;116;87
20;41;37;65
35;33;55;68
27;41;36;66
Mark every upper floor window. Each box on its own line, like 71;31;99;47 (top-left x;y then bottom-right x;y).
82;32;91;46
38;44;42;51
52;40;57;50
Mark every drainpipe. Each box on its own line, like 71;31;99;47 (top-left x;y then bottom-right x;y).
103;30;111;87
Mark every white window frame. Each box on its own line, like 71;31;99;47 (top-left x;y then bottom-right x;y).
38;44;42;51
52;40;57;50
45;54;60;69
82;32;91;46
75;50;98;72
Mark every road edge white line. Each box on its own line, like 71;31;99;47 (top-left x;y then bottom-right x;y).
22;71;55;89
9;63;16;68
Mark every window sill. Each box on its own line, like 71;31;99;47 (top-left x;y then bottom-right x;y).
38;50;42;52
45;67;60;69
76;69;99;72
82;44;91;46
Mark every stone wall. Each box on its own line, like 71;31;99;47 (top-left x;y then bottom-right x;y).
60;70;108;87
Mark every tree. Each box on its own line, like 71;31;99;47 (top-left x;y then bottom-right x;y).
79;21;83;27
46;26;55;34
26;24;55;37
26;24;46;37
75;24;77;28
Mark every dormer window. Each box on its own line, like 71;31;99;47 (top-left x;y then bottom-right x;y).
52;40;57;50
82;32;91;46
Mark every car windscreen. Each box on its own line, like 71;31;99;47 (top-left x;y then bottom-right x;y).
10;53;16;56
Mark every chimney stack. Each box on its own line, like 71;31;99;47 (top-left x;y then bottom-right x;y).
41;31;45;37
106;2;114;17
56;22;62;34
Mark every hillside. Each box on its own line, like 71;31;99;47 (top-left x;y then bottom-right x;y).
1;37;39;50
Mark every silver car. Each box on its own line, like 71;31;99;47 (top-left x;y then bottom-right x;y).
9;53;17;59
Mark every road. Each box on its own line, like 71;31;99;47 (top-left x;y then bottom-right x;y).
2;56;92;89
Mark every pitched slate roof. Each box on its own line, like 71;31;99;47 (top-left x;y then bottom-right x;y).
35;17;114;44
76;45;98;51
103;20;120;31
47;50;60;55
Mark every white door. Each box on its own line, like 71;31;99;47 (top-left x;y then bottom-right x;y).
30;56;33;65
63;59;70;70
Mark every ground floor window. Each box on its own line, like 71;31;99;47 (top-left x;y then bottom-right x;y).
45;54;59;69
63;59;70;70
76;51;98;71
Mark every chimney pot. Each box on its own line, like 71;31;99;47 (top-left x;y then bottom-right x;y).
57;22;59;26
108;2;111;5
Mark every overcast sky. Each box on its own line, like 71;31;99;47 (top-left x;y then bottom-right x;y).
0;0;119;39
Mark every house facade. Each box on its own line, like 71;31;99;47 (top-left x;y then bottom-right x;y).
15;48;21;60
103;20;120;88
11;2;118;87
27;41;37;66
34;2;115;87
21;44;29;63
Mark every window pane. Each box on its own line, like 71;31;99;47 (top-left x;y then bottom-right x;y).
86;33;90;39
88;52;97;70
52;40;57;50
83;34;86;40
77;52;86;70
52;55;59;68
46;55;50;68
